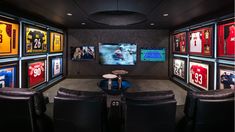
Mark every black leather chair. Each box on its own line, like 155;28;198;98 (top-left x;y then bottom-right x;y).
0;88;52;132
54;88;107;132
123;90;177;132
179;89;234;132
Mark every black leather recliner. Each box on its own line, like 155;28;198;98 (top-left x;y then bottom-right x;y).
179;89;234;132
54;88;107;132
123;90;177;132
0;88;52;132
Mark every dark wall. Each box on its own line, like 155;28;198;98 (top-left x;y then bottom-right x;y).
67;29;169;79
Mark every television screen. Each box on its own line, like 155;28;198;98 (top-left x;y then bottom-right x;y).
27;60;46;88
50;32;63;53
189;26;213;56
219;65;235;89
173;58;185;79
71;46;95;61
173;32;186;54
217;20;235;58
0;64;16;88
99;43;137;65
189;61;209;90
140;48;165;62
24;25;47;55
0;19;19;57
51;57;63;78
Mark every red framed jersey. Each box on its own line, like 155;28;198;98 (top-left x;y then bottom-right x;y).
189;26;213;56
28;60;46;88
173;58;185;79
173;32;186;54
0;20;19;57
189;61;209;90
218;20;235;58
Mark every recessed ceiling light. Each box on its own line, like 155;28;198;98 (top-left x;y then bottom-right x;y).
81;22;86;25
163;13;169;17
67;13;73;16
150;22;155;26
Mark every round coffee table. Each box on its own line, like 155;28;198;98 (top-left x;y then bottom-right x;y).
102;74;117;90
112;70;128;89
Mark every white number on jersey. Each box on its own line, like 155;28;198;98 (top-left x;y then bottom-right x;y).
34;39;41;49
33;68;41;77
194;73;202;85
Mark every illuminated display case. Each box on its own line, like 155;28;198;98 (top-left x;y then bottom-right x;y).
0;18;19;58
218;64;235;89
189;25;214;57
50;31;64;53
23;24;48;56
49;56;63;80
173;57;187;81
217;19;235;59
0;62;18;88
173;32;187;54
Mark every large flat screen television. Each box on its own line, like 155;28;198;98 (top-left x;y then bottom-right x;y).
99;43;137;65
0;63;17;88
71;46;95;61
27;59;46;88
0;19;19;57
23;24;48;56
140;48;166;62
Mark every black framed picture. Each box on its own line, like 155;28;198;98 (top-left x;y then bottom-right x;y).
49;56;63;80
218;64;235;89
0;62;18;88
71;46;95;61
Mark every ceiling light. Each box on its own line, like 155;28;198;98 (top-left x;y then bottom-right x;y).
67;13;73;16
150;22;155;26
81;22;86;25
163;13;169;17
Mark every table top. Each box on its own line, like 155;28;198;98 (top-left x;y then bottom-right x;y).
112;70;128;75
102;74;117;79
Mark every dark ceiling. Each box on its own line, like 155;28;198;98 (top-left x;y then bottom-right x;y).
0;0;234;29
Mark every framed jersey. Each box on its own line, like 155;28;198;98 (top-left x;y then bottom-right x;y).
27;59;46;88
218;64;235;89
217;19;235;59
23;24;48;55
0;19;19;57
173;32;187;54
173;57;187;81
0;63;17;88
189;26;213;57
49;56;63;79
189;61;209;90
50;32;63;53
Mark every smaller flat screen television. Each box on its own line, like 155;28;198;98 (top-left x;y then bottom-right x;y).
27;60;46;88
71;46;95;61
51;56;63;79
99;43;137;65
219;65;235;89
140;48;166;62
0;64;17;88
189;61;209;90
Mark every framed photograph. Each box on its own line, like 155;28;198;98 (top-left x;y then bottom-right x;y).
217;19;235;59
26;59;46;88
71;46;95;61
50;31;63;53
173;57;187;81
0;62;18;88
173;32;187;54
23;24;48;56
0;18;19;57
189;26;213;57
49;56;63;80
218;64;235;89
189;60;210;90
